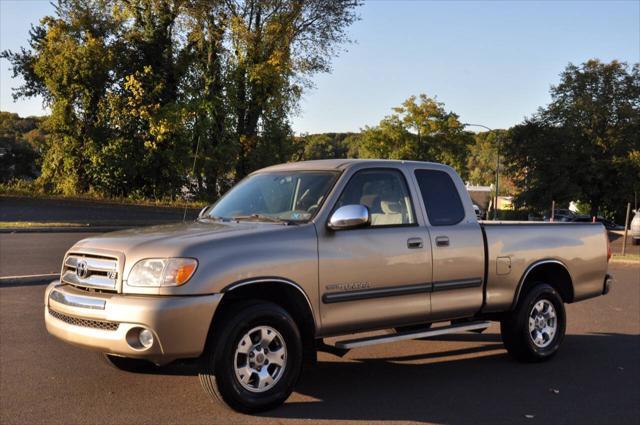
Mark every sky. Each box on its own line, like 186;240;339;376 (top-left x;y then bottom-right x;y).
1;0;639;133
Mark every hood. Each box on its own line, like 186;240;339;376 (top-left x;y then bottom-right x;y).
71;220;293;258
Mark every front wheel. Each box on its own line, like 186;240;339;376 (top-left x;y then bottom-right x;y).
500;283;566;362
199;301;303;413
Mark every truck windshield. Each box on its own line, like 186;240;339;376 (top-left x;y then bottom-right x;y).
207;171;338;223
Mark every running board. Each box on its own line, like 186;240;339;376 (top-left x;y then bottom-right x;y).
334;321;492;349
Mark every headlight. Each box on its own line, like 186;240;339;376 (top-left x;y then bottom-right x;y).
127;258;198;287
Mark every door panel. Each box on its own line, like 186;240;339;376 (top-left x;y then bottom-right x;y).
318;226;432;334
428;223;484;319
413;168;485;320
318;168;432;335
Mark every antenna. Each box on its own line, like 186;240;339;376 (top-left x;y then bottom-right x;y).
184;135;202;222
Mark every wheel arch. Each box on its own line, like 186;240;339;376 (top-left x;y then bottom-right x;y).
511;260;574;310
210;277;317;366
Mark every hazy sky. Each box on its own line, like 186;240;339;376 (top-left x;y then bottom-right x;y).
1;0;638;133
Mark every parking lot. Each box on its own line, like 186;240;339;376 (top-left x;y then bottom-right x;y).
1;231;639;425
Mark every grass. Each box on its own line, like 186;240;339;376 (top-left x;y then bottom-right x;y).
611;253;640;263
0;221;90;229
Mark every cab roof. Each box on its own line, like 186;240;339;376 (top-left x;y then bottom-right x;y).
256;159;443;173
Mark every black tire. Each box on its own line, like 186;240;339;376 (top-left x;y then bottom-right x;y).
199;301;303;413
500;283;566;362
394;323;432;333
100;353;158;373
632;238;640;246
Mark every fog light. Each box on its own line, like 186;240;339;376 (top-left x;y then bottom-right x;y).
139;329;154;348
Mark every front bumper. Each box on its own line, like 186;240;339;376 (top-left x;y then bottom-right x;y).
44;281;221;365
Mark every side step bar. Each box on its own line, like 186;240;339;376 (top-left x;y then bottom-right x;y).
334;321;492;349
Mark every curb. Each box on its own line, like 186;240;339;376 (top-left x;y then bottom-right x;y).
610;258;640;265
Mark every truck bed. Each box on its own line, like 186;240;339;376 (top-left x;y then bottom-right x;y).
480;222;609;313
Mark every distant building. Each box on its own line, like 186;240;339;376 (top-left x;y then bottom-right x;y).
497;196;514;210
465;183;492;211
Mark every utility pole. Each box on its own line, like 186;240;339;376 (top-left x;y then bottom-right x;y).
622;202;631;256
494;134;500;220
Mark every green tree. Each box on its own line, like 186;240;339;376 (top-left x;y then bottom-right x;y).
504;122;583;210
223;0;361;178
0;112;46;182
504;60;640;219
293;132;357;160
2;1;121;194
358;94;471;177
2;0;361;200
467;131;500;186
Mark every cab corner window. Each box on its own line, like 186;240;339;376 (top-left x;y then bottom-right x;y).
335;169;416;227
415;169;465;226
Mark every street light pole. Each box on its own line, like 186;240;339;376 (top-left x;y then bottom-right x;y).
464;123;499;221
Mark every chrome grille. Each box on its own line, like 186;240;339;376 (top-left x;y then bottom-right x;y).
49;309;119;331
62;253;118;292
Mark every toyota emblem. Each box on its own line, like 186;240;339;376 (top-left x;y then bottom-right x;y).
76;260;89;279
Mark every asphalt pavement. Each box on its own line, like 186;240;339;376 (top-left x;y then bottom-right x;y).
0;232;638;424
0;232;98;278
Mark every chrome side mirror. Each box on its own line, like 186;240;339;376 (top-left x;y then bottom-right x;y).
198;206;211;219
328;205;370;230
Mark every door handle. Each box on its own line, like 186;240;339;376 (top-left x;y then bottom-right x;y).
435;236;450;247
407;237;423;249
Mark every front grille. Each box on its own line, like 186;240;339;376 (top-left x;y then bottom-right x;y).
49;309;119;331
62;253;119;292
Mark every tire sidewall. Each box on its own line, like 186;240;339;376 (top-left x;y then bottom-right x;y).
519;284;566;359
212;303;303;411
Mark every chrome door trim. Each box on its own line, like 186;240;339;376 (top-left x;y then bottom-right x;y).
432;278;483;292
322;282;433;304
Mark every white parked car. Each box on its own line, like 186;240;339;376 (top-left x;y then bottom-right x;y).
631;210;640;245
473;204;483;220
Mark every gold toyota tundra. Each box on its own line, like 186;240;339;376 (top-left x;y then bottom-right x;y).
45;159;613;413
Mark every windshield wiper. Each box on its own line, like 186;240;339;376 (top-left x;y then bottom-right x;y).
232;214;297;225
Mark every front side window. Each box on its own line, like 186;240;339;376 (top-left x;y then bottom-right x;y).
335;169;416;227
208;171;338;223
415;169;465;226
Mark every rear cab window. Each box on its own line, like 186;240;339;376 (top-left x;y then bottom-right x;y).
414;169;466;226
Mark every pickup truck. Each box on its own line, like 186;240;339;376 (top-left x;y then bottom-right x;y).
44;159;613;413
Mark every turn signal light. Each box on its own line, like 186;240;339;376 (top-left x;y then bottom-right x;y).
174;262;197;285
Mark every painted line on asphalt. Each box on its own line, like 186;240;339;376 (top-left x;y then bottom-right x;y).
0;273;58;280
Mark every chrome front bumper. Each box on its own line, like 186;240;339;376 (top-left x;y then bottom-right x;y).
44;281;221;365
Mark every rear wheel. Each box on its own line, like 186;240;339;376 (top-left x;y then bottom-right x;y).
199;301;303;413
632;238;639;246
501;283;566;362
